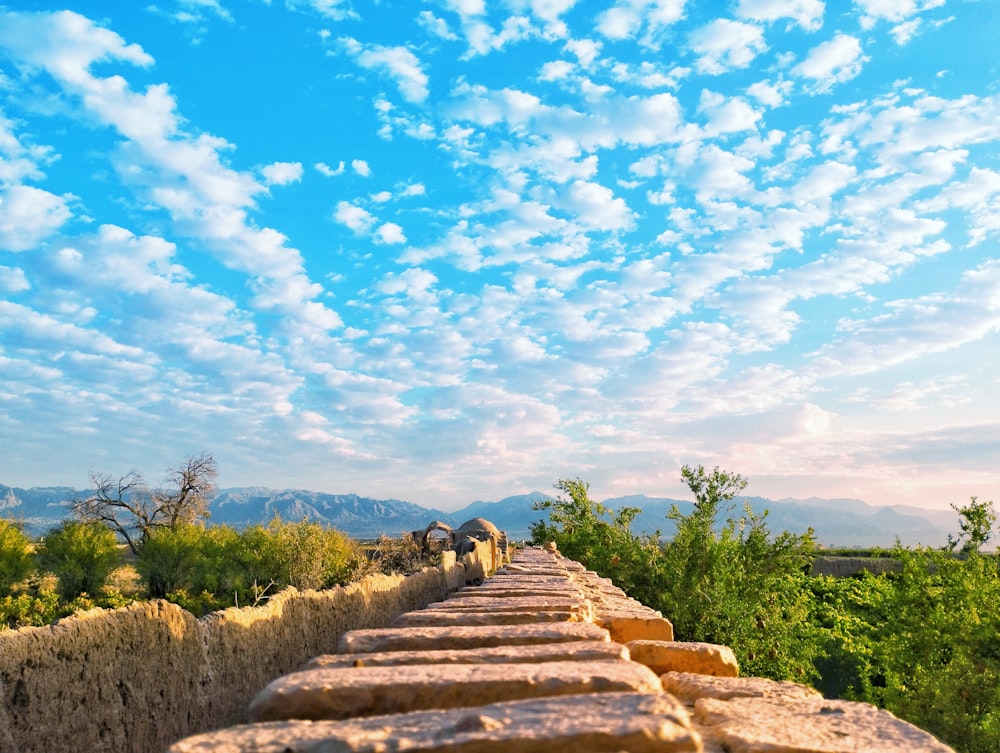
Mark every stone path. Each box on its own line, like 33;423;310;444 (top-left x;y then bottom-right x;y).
169;546;955;752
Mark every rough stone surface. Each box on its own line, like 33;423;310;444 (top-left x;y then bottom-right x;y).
248;660;664;721
627;640;739;677
391;608;587;627
596;610;675;643
172;692;701;753
695;696;954;753
424;595;591;613
338;622;611;653
306;640;630;669
662;672;822;702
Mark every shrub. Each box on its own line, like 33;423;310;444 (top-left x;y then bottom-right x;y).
0;519;34;595
136;523;215;599
35;521;121;599
0;590;61;629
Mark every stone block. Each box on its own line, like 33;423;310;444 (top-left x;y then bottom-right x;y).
338;622;612;653
596;610;674;643
305;640;630;669
248;660;664;721
626;640;739;677
662;672;821;703
173;692;700;752
695;696;954;752
390;609;586;628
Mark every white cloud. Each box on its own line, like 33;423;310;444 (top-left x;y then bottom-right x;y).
736;0;825;31
286;0;359;21
0;264;29;292
352;159;371;176
339;38;430;104
260;161;303;186
315;161;345;176
688;19;767;75
418;10;459;40
853;0;945;28
333;200;376;233
793;33;868;93
0;184;72;251
376;222;407;244
563;180;635;231
596;0;686;44
698;90;762;137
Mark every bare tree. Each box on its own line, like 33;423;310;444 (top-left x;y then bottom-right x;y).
73;453;218;555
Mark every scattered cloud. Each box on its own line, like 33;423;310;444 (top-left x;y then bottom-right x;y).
793;33;868;93
261;161;304;186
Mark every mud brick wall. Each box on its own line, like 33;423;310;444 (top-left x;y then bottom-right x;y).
0;543;495;753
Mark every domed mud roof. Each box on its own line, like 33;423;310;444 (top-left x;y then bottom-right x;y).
456;517;500;536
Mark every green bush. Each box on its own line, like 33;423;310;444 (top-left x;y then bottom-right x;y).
36;521;121;600
137;518;363;612
0;590;61;629
0;519;34;595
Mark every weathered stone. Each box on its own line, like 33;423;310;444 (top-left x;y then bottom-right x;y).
391;609;586;627
695;696;954;753
338;622;612;653
662;672;821;702
596;610;674;643
248;660;664;721
172;692;700;753
455;587;585;599
305;640;631;669
627;640;739;677
424;595;592;614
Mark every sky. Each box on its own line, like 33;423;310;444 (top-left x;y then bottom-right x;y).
0;0;998;512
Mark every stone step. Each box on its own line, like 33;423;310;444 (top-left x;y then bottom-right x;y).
390;609;586;628
424;595;592;613
338;622;612;653
627;640;739;678
170;692;700;753
248;660;664;722
455;587;585;598
694;695;955;753
305;641;630;669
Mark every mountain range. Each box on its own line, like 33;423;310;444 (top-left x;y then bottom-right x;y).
0;483;957;548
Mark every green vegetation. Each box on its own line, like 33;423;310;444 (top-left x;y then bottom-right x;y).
532;465;999;753
0;516;426;626
0;520;33;594
36;521;121;599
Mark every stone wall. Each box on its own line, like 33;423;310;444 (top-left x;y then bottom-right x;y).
170;544;957;753
0;542;496;753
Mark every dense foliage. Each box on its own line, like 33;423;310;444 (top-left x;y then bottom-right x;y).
0;515;418;625
36;521;121;599
531;468;999;753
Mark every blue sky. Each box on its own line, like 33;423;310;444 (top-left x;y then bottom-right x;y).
1;0;998;511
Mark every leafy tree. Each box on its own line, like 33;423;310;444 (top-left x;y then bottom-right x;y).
946;496;997;554
530;478;662;606
136;522;217;599
871;546;1000;753
0;520;34;595
36;521;121;599
73;453;217;554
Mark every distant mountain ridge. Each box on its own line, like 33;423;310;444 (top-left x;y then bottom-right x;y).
0;483;955;547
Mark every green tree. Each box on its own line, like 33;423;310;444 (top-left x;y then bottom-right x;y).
73;453;217;554
946;496;997;554
36;521;121;599
0;519;34;595
530;478;662;605
872;546;1000;753
136;523;211;599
